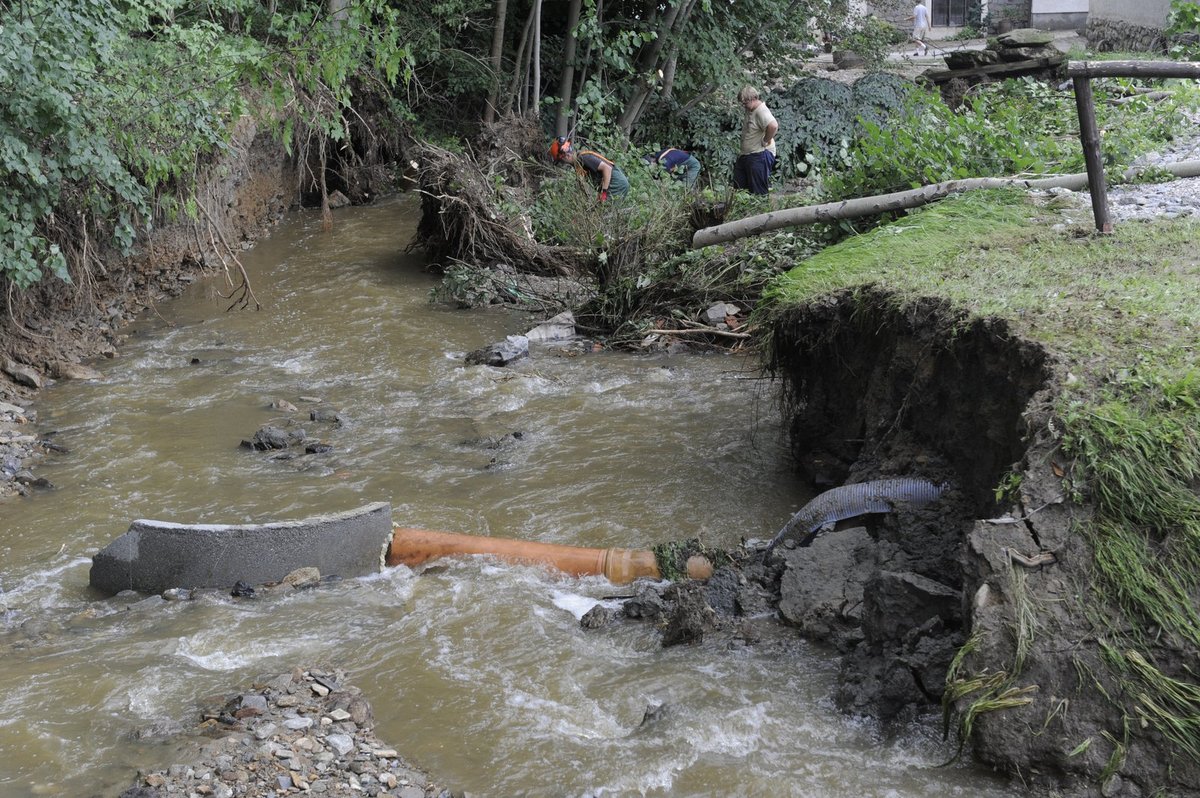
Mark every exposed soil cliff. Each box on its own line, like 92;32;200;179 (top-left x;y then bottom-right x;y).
765;287;1200;796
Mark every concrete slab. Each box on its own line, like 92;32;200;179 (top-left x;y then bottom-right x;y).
89;502;393;595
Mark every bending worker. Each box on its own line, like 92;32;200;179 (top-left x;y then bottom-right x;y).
549;136;629;201
642;147;702;188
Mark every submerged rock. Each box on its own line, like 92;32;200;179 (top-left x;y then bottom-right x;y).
465;334;529;367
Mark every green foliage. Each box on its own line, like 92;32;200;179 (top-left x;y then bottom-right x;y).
530;140;826;342
839;15;905;68
1167;1;1200;60
1061;385;1200;649
637;73;913;192
0;0;147;287
430;261;498;308
947;25;983;41
0;0;421;290
825;77;1200;199
533;146;693;261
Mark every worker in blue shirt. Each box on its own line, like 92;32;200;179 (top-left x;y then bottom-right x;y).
642;147;702;188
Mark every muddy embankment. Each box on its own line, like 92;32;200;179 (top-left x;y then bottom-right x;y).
0;117;299;499
764;289;1200;796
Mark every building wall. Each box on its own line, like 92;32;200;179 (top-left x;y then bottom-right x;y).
1031;0;1087;30
1089;0;1169;29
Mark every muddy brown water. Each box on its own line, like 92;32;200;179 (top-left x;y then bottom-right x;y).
0;196;1018;797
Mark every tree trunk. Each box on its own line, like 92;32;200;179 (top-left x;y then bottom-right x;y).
691;160;1200;248
483;0;509;125
554;0;582;136
570;0;602;122
660;47;679;100
502;4;535;117
615;0;697;134
328;0;349;29
531;0;542;114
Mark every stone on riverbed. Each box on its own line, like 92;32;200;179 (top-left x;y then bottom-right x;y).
464;335;529;367
524;311;576;342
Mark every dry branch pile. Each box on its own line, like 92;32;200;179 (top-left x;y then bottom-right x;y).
410;117;585;278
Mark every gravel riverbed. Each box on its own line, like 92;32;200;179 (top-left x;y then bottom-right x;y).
118;667;458;798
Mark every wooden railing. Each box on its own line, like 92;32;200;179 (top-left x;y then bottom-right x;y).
1067;60;1200;232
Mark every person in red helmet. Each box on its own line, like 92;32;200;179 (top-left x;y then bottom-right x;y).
549;137;629;201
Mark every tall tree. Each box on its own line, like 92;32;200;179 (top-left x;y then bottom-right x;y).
483;0;509;125
502;3;535;116
531;0;542;114
554;0;583;136
614;0;698;134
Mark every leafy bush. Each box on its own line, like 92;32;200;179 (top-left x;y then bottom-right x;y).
0;2;148;287
1167;0;1200;60
533;150;693;263
634;73;914;192
0;0;416;291
839;15;906;67
825;77;1200;199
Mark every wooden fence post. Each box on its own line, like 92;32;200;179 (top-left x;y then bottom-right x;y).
1071;76;1112;233
1066;60;1200;234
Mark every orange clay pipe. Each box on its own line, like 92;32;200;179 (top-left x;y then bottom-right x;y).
387;526;714;584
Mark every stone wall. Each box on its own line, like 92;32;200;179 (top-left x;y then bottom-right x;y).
1085;16;1167;52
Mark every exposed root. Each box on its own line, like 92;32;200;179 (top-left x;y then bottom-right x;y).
194;189;260;312
410;118;582;277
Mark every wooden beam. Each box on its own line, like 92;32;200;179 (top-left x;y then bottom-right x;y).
920;54;1064;85
1067;60;1200;79
689;160;1200;249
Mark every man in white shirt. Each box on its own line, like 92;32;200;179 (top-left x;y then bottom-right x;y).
732;86;779;195
910;3;931;56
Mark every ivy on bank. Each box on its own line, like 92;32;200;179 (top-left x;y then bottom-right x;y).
0;0;415;290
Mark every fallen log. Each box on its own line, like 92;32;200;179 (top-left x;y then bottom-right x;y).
691;159;1200;249
1066;60;1200;80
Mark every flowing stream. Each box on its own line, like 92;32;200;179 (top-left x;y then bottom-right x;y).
0;196;1018;797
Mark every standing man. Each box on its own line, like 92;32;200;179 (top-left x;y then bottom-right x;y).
642;147;702;188
733;86;778;196
910;2;931;56
548;137;629;201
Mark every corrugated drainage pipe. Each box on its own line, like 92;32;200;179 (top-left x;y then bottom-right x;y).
764;478;948;556
387;526;714;584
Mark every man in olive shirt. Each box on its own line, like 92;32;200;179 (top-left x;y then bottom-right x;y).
732;85;778;195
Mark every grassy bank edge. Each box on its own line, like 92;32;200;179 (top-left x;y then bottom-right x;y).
759;189;1200;773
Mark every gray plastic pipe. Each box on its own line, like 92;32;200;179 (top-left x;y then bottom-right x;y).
764;478;947;556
